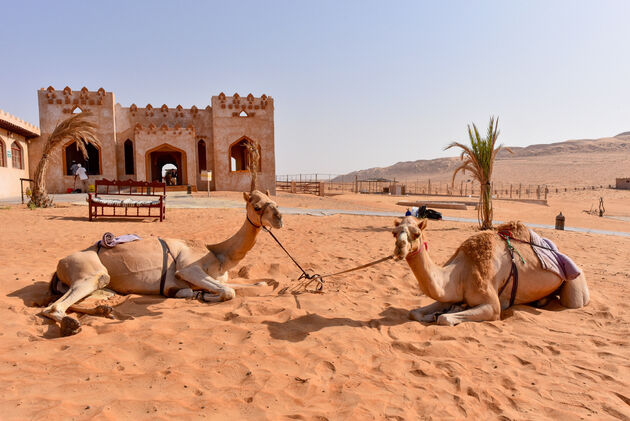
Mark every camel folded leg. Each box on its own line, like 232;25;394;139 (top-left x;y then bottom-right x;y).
175;265;236;302
436;302;500;326
410;301;455;323
174;288;221;303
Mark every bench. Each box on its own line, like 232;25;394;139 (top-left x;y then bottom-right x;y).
88;179;166;221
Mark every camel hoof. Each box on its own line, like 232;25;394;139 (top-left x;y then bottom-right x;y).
436;314;456;326
96;305;114;319
60;316;82;336
409;310;433;323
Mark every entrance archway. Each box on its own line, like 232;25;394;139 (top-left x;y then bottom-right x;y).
145;143;187;185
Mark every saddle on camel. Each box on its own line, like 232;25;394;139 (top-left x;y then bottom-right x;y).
392;217;590;326
42;190;283;336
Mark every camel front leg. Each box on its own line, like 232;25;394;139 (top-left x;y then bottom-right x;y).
436;303;500;326
175;265;235;302
410;301;455;323
42;273;110;336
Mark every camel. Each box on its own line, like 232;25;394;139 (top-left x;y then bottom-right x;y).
42;190;283;336
392;217;589;326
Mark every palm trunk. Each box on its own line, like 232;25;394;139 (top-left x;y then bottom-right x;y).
479;182;493;230
30;151;53;208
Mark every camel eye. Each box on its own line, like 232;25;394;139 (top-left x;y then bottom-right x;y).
254;205;261;211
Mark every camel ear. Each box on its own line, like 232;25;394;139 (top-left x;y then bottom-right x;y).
419;218;428;231
243;192;251;202
394;219;401;227
266;189;271;197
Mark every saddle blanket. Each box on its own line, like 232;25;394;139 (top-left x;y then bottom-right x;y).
98;233;142;248
529;229;581;281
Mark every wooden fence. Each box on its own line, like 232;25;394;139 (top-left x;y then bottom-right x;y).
276;174;612;198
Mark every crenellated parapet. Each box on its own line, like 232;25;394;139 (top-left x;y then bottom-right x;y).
215;92;272;117
39;86;111;113
127;103;209;118
0;109;41;138
133;122;195;135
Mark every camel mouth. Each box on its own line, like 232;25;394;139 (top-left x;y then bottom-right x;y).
393;251;407;261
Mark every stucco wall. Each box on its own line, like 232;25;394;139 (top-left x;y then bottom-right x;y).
0;129;30;199
27;87;276;194
134;125;197;186
114;104;214;189
29;87;117;193
211;94;276;194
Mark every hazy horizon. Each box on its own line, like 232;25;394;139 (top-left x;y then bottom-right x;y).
2;1;629;175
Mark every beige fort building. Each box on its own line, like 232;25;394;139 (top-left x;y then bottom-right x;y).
0;86;276;199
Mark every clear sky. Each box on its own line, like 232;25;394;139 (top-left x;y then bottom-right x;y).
1;0;629;175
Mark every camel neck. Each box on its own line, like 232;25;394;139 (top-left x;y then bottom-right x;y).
207;217;260;270
405;242;450;300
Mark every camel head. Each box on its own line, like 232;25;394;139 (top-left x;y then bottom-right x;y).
243;190;283;229
392;216;427;260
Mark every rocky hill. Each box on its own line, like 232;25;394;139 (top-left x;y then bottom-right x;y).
335;134;630;187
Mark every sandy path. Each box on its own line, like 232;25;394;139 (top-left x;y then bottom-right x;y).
1;201;629;420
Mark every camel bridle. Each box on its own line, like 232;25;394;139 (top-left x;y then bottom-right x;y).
396;226;425;258
246;201;273;229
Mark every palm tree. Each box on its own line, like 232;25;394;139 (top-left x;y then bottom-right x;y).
29;112;101;208
445;116;510;230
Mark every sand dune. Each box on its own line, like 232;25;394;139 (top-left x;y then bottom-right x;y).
1;190;629;420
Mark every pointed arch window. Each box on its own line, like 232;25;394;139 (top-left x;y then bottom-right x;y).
0;139;5;167
11;141;23;169
197;140;207;172
229;138;261;172
124;139;134;175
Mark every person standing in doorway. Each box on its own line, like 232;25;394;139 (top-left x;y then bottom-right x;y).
75;163;88;192
70;160;79;189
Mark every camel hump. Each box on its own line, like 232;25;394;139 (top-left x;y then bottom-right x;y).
495;221;530;241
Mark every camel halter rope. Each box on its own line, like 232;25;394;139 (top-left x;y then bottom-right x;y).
248;205;393;292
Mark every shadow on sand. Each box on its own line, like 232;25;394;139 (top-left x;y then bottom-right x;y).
263;306;413;342
45;215;159;222
8;281;169;338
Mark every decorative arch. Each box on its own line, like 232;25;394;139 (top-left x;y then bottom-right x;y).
10;141;24;170
72;106;83;114
144;143;188;185
124;139;135;175
62;139;101;175
197;139;207;172
0;138;5;167
228;137;261;173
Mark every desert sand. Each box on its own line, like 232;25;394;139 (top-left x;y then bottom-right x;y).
1;190;629;420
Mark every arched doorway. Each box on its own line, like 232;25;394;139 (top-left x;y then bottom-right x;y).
64;141;101;175
145;144;187;186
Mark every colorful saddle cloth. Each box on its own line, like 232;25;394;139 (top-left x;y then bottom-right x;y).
529;229;581;281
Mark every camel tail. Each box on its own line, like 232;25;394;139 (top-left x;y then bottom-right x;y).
49;272;67;296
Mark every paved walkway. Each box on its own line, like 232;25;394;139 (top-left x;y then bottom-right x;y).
3;193;629;238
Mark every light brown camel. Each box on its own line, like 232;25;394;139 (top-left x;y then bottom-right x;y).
392;217;589;326
42;190;282;336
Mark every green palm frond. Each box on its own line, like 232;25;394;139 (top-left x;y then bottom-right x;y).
444;116;511;229
30;112;101;208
